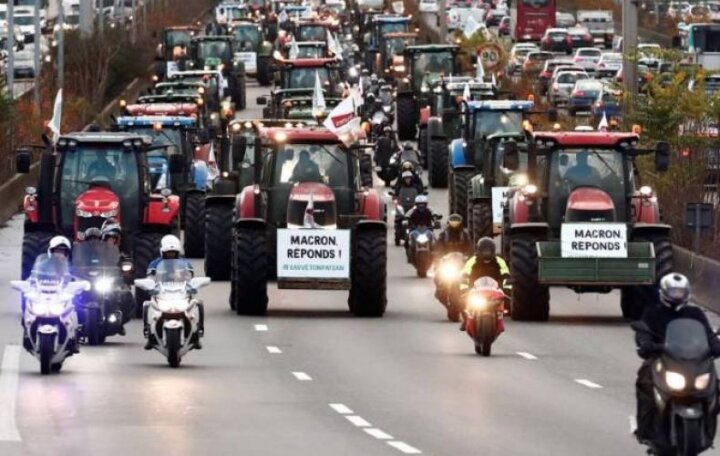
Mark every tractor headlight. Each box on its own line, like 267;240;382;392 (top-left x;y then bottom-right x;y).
695;373;711;390
421;85;429;93
639;185;653;197
94;277;114;293
100;209;118;218
416;233;429;244
665;371;686;391
395;64;405;72
348;67;358;77
383;105;391;113
522;184;538;196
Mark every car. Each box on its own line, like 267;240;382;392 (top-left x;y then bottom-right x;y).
637;43;663;70
506;43;539;75
498;16;510;36
548;70;589;106
572;47;602;71
522;51;554;76
12;8;35;43
566;79;604;115
595;52;623;79
689;74;720;97
537;58;574;94
540;28;572;54
567;27;594;49
556;11;576;28
419;0;439;13
13;50;35;79
485;10;506;27
591;85;622;121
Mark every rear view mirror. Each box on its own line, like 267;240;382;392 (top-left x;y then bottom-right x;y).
655;141;669;172
256;96;267;105
502;141;519;170
169;154;186;173
134;278;156;291
66;281;91;295
10;280;32;294
189;277;211;289
15;149;31;174
232;136;248;165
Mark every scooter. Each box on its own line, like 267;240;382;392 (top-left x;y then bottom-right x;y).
134;259;210;368
11;257;90;374
434;251;465;321
632;318;719;456
463;277;507;356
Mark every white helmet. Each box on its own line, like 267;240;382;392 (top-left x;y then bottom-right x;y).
48;235;71;257
401;171;414;179
659;273;691;310
414;195;428;205
160;235;183;257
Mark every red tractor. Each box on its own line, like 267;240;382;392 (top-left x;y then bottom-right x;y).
16;132;181;313
500;130;672;321
229;126;387;316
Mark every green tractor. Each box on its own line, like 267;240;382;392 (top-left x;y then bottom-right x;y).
154;26;199;80
395;44;460;142
187;36;247;111
229;21;274;86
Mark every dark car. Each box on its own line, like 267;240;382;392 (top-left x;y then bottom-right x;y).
540;28;572;54
568;27;594;49
591;87;622;121
567;79;604;115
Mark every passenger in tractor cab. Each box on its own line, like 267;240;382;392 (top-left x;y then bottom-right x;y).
562;151;601;187
290;150;323;183
87;151;115;180
101;219;122;247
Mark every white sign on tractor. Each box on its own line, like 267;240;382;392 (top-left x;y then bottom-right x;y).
561;223;628;258
234;52;257;73
491;186;510;224
277;229;351;278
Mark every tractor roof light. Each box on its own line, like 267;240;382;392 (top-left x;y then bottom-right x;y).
153;122;163;132
639;185;653;197
122;140;132;148
632;124;643;135
231;123;242;132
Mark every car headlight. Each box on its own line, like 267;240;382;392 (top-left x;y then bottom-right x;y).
665;371;686;391
468;294;487;310
417;233;429;244
695;373;711;390
94;277;114;293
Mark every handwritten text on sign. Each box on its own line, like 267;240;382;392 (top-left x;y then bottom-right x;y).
277;229;350;278
491;186;510;224
561;223;628;258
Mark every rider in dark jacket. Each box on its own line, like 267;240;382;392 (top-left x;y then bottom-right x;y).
435;213;472;257
405;194;434;230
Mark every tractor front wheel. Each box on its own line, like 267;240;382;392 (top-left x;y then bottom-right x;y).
349;228;387;317
396;97;417;141
621;232;673;319
451;169;472;223
428;138;448;188
133;232;165;317
470;200;493;243
510;234;549;321
183;192;206;258
232;227;269;315
204;202;234;280
256;57;271;86
21;231;54;280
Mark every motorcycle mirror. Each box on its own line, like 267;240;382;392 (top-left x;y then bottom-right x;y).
10;280;32;294
190;277;211;289
66;281;91;295
134;278;156;291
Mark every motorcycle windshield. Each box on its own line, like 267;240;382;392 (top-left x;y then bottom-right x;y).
154;259;193;292
398;150;421;167
30;256;72;293
71;240;121;280
665;319;710;361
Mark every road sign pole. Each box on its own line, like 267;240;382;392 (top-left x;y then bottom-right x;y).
622;0;638;115
7;0;15;96
439;0;447;41
58;1;64;90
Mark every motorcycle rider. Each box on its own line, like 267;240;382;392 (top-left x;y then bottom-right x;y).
101;219;122;247
435;214;472;258
145;235;203;350
459;237;510;330
405;194;434;230
83;227;102;242
633;273;720;447
46;235;72;261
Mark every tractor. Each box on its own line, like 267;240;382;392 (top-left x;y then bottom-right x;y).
363;15;410;60
395;44;460;141
113;115;210;258
272;96;343;121
271;57;344;96
376;31;417;81
186;36;247;110
124;92;223;140
500;130;672;321
229;126;386;316
279;40;329;59
154;26;199;80
257;88;325;119
15;132;181;314
419;76;499;188
228;20;274;86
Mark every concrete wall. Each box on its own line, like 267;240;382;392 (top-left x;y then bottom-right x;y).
673;246;720;313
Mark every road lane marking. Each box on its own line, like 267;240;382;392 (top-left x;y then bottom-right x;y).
365;428;394;440
254;324;268;331
387;441;422;454
516;352;538;360
292;371;312;381
346;415;371;427
266;346;282;354
575;379;603;389
0;345;22;442
629;415;637;434
329;403;354;414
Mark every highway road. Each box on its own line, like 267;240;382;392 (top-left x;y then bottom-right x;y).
0;80;718;456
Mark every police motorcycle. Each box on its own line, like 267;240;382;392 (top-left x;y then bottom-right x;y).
434;251;466;321
11;257;90;374
72;239;135;345
406;213;442;278
462;277;508;356
134;260;209;367
632;319;720;456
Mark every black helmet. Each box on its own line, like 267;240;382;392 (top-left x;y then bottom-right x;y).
659;273;691;310
402;142;414;151
86;122;102;132
448;213;463;229
476;237;495;262
84;227;102;241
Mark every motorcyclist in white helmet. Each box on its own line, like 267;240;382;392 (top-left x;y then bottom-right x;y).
47;235;72;260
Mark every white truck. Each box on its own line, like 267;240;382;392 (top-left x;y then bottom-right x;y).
576;10;614;49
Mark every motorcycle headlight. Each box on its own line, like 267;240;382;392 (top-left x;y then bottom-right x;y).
383;105;391;113
94;277;114;293
695;373;711;390
417;233;429;244
348;67;358;77
28;299;48;315
468;294;487;310
665;371;687;391
439;262;460;281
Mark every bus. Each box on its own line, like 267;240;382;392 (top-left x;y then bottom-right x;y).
511;0;556;42
678;23;720;71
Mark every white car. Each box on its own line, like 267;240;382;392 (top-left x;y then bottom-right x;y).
12;8;36;43
595;52;623;79
419;0;439;13
13;50;35;79
548;70;589;106
572;47;602;71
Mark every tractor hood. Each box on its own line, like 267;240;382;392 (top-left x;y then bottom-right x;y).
125;103;198;116
287;182;337;228
564;187;616;222
74;185;121;239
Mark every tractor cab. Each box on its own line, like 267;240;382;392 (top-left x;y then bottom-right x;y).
366;15;410;52
293;19;339;42
187;36;235;72
229;21;273;77
156;26;199;64
257;87;330;118
216;3;252;26
378;31;417;79
278;96;342;121
281;40;328;59
272;58;343;96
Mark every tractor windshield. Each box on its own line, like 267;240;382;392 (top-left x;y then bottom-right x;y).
298;25;327;41
195;41;233;63
227;7;249;20
296;45;325;58
233;26;260;49
379;22;408;36
275;143;349;188
288;67;330;89
547;148;628;226
472;110;524;140
385;37;411;55
59;146;141;233
165;30;193;48
413;51;454;82
492;140;529;185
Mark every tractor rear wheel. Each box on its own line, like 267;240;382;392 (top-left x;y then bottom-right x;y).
349;228;387;317
21;231;54;280
418;126;427;167
256;56;271;86
451;169;472;223
621;232;673;319
510;234;550;321
133;232;164;317
183;192;206;258
237;74;247;111
470;200;493;243
428;138;448;188
204;202;234;280
232;227;269;315
396;97;417;141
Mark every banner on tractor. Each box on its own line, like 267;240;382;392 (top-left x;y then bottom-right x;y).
277;229;351;279
560;223;628;258
491;186;510;224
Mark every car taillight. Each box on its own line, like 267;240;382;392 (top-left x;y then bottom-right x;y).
573;56;581;63
543;38;550;43
573;91;585;97
585;34;592;41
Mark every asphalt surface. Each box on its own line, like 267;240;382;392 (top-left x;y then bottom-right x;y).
0;80;718;456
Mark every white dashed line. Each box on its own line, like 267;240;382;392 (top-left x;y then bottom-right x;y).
329;403;354;414
365;428;394;440
0;345;22;442
345;415;371;427
254;324;268;331
387;440;423;454
292;371;312;381
575;379;603;389
266;346;282;354
628;415;637;434
516;352;538;360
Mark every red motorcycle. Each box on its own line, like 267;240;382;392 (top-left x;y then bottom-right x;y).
463;277;507;356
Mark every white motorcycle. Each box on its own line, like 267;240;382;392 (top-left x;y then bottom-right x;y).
11;257;90;375
134;260;210;368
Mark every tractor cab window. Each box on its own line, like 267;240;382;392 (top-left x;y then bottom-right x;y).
548;148;626;225
472;110;524;141
59;146;141;233
165;31;193;48
233;26;260;50
130;128;184;189
227;7;249;21
275;143;349;188
385;37;410;56
413;51;454;81
298;25;327;41
196;41;232;62
379;22;408;36
288;67;330;89
297;46;324;58
493;140;529;185
232;131;258;167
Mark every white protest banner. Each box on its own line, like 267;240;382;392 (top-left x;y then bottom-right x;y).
277;229;351;279
561;223;628;258
323;94;363;146
491;186;510;224
48;89;63;144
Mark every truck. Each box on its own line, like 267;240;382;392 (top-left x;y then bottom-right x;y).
576;10;614;49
